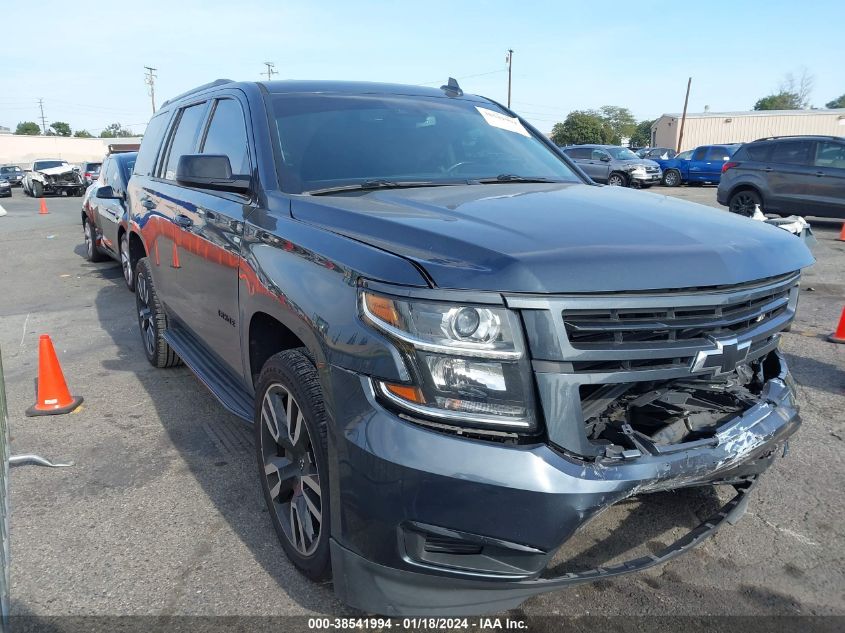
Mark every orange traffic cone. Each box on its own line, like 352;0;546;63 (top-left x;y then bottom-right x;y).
26;335;83;416
830;307;845;344
838;223;845;242
39;198;49;215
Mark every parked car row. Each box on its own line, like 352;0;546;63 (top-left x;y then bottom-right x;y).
557;137;845;218
75;77;815;615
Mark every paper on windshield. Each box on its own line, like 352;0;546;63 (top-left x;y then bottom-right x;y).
475;107;530;137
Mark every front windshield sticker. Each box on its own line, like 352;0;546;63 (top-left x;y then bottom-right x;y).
475;107;530;137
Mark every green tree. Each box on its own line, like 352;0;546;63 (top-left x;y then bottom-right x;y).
49;121;72;137
826;94;845;108
597;106;637;143
99;122;135;138
753;92;802;110
73;129;93;138
15;121;41;135
551;111;613;146
630;119;655;147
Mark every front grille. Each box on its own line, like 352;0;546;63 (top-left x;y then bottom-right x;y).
563;281;792;347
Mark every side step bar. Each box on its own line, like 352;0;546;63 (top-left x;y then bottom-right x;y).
163;326;254;422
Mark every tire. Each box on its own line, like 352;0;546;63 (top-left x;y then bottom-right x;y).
134;257;181;368
607;172;627;187
728;189;762;216
82;217;108;262
255;349;331;582
120;233;135;291
32;181;43;198
662;169;681;187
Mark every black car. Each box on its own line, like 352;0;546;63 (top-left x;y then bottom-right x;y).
81;152;137;289
0;178;10;198
0;165;24;187
122;79;812;615
718;135;845;218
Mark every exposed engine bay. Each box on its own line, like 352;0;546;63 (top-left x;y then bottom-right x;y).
583;357;770;452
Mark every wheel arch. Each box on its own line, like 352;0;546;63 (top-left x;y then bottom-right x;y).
127;229;147;270
247;311;316;387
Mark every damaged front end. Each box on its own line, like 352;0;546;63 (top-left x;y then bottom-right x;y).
35;165;84;194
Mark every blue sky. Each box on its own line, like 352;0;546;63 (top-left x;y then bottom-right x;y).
1;0;842;135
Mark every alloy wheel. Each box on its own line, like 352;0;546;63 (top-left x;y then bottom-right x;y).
260;384;322;556
136;273;156;357
121;237;132;286
730;193;759;216
608;174;624;186
84;221;93;257
664;171;680;186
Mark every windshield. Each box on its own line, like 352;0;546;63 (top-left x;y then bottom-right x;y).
268;93;580;193
604;147;639;160
33;160;68;170
0;166;22;174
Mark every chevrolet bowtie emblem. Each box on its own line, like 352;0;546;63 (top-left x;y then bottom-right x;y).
691;337;752;375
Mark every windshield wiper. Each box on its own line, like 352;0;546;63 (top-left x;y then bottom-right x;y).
475;174;563;184
306;179;462;195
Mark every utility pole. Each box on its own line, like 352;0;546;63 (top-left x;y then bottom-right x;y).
506;49;514;109
263;62;278;81
38;98;47;134
677;77;692;154
144;66;158;114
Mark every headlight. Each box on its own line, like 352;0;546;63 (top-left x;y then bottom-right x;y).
361;290;537;432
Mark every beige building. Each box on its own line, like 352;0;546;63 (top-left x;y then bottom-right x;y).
0;135;144;166
650;109;845;152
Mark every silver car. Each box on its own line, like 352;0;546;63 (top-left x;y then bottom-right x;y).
562;145;662;187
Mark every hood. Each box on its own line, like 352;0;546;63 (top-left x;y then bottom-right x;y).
37;165;75;176
617;158;659;168
291;183;814;293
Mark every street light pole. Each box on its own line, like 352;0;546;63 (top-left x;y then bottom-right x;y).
506;49;514;109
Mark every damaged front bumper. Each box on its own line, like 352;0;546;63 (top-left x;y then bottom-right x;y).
330;351;799;615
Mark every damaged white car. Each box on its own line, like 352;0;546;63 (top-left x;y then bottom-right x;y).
22;158;85;198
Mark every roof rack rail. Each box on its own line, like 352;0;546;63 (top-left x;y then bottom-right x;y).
753;134;843;142
160;79;235;109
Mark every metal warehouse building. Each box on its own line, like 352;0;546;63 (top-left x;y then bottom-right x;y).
651;109;845;151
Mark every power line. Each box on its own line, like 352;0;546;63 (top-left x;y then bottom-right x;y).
144;66;158;114
263;62;278;81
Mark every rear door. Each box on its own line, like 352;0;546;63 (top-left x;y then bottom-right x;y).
766;139;815;214
703;146;733;181
808;139;845;218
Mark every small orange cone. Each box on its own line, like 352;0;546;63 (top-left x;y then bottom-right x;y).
838;223;845;242
39;198;49;215
830;307;845;344
26;335;83;416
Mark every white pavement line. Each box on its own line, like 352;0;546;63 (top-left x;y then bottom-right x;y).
751;513;818;547
19;312;29;349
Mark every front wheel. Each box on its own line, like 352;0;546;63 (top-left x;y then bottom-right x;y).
607;172;627;187
662;169;681;187
255;349;331;581
728;190;762;216
32;181;43;198
83;218;108;262
134;257;181;368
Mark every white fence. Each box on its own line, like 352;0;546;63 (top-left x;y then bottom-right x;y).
0;135;144;166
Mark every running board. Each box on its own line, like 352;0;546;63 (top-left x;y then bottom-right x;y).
163;326;254;422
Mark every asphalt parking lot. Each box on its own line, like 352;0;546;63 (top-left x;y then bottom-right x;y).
0;185;843;621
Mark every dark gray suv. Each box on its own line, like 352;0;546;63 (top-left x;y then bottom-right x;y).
718;135;845;218
124;79;813;615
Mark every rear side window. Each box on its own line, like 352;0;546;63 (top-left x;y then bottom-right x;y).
564;148;589;159
705;147;731;161
162;103;208;180
769;140;812;165
201;99;251;176
737;143;771;161
134;112;170;176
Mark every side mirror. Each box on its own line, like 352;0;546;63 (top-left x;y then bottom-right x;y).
600;155;611;162
176;154;250;194
96;185;120;199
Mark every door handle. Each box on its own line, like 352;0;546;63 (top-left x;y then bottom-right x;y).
815;171;825;177
175;215;193;229
141;198;156;209
763;167;773;172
